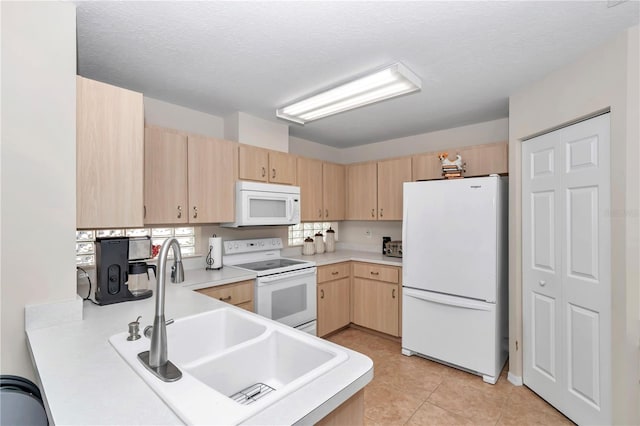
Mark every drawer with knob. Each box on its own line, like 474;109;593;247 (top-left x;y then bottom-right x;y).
196;279;254;311
352;262;399;284
317;262;350;283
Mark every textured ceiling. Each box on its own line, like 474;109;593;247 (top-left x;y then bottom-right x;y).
75;1;639;148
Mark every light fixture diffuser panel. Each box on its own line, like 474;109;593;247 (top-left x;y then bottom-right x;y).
276;62;421;125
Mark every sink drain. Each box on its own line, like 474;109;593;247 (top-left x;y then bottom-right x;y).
230;383;275;405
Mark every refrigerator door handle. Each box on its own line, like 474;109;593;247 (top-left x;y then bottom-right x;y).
404;288;492;311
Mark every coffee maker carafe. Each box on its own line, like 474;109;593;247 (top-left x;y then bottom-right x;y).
95;237;154;305
127;262;155;297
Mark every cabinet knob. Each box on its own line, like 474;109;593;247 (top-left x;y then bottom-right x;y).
219;295;232;302
370;271;379;276
331;271;339;275
193;206;198;219
261;166;266;178
325;209;329;218
272;168;276;179
318;209;322;218
177;205;182;219
143;205;146;219
539;280;546;287
320;289;325;299
371;209;375;218
380;208;383;217
392;288;396;299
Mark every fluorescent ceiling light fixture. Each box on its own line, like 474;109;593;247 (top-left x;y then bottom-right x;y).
276;63;421;125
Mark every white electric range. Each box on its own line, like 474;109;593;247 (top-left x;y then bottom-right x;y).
224;238;317;335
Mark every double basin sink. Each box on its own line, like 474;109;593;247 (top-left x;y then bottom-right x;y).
109;307;349;425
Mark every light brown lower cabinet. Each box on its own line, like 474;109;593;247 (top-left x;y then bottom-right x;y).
315;389;364;426
196;280;254;312
351;262;401;337
317;263;351;337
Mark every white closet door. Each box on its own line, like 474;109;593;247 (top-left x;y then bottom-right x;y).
523;113;611;425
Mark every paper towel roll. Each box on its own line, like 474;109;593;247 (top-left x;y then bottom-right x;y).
206;237;223;270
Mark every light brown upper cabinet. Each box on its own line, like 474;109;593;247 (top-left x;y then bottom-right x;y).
346;157;411;220
187;135;238;223
458;141;508;177
144;127;188;224
412;152;443;181
412;141;508;181
76;76;144;229
297;157;345;221
377;157;412;220
346;162;378;220
238;144;296;185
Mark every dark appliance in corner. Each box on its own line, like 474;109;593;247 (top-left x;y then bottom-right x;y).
95;237;153;305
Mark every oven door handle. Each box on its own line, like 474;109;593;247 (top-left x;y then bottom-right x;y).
258;267;317;284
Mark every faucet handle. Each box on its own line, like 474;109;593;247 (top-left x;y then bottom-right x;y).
171;261;185;283
143;318;175;339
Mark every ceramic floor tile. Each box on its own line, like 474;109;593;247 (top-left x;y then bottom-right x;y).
406;401;476;425
327;328;573;426
364;381;425;425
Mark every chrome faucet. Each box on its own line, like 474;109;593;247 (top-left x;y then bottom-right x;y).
137;237;184;382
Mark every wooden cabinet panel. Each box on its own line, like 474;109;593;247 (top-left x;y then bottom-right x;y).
318;262;350;283
144;127;188;224
412;152;443;181
352;278;399;336
316;389;364;426
377;157;412;220
76;76;144;228
239;144;297;185
459;141;508;177
352;262;399;283
196;280;254;311
238;144;269;182
187;135;237;223
317;277;351;337
269;151;297;185
297;157;324;221
323;162;345;220
346;162;377;220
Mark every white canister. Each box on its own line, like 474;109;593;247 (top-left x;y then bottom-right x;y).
314;232;325;254
302;237;315;256
325;227;336;252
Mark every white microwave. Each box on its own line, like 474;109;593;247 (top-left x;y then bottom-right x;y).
223;181;301;227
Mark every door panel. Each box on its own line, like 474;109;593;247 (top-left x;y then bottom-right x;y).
523;113;610;425
532;292;556;380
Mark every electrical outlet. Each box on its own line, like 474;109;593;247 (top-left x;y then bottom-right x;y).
365;229;372;238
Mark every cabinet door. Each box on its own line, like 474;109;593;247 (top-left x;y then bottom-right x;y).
352;278;399;336
76;76;144;228
323;162;345;221
238;144;268;182
297;157;324;221
346;162;377;220
377;157;412;220
144;127;188;224
187;136;237;223
412;152;442;181
459;142;508;177
317;278;350;337
269;151;297;185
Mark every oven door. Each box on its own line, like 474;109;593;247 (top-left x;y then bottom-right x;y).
256;267;317;328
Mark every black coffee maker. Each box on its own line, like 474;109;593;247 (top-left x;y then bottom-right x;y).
95;237;153;305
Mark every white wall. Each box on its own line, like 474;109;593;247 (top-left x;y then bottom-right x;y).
338;221;402;250
225;112;290;152
288;136;342;163
328;118;508;164
509;25;639;425
1;2;77;380
144;96;224;138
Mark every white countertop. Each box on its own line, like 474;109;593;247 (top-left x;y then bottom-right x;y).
26;265;373;425
284;249;403;267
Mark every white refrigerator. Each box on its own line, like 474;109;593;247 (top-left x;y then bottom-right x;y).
401;176;508;384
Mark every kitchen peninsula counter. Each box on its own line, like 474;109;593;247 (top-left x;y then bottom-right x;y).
26;274;372;425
